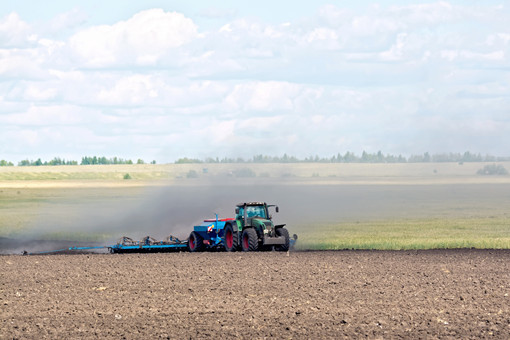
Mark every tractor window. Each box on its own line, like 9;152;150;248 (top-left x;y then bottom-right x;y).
236;207;244;219
246;206;266;218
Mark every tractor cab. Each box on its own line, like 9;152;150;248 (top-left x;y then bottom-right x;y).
235;202;282;232
235;202;275;227
236;203;271;220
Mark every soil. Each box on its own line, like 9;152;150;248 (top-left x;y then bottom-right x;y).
1;250;509;339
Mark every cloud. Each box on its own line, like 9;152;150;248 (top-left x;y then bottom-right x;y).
388;1;457;25
47;8;88;34
0;104;86;126
0;12;35;47
440;49;505;62
1;3;509;162
97;74;161;105
224;81;303;112
69;9;198;67
0;49;47;79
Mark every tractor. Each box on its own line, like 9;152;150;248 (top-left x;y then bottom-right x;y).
188;202;296;252
24;202;296;255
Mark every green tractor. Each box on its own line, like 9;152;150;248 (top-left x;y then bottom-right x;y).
222;202;296;252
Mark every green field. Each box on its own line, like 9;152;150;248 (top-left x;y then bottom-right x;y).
1;163;509;250
293;218;510;250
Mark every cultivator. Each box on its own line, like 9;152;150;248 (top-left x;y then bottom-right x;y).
24;202;297;255
108;235;188;253
24;235;187;255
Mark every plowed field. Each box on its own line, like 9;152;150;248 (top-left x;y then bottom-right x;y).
2;250;509;339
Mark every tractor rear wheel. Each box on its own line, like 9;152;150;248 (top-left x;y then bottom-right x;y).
188;231;204;252
242;228;258;252
275;227;290;251
224;224;238;252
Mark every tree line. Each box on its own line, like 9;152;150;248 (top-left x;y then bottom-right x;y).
175;151;510;164
79;156;151;165
1;151;509;167
0;157;156;166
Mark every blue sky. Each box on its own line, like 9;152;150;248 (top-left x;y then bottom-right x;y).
1;1;509;162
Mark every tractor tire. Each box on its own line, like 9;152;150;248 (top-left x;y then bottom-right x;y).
275;227;290;251
241;228;259;252
223;224;238;252
188;231;204;252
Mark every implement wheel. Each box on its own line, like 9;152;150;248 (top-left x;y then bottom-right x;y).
275;227;290;251
188;231;204;252
224;224;238;252
241;228;258;252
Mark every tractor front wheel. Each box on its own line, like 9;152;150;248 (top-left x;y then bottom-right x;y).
188;231;204;252
275;227;290;251
224;224;238;252
242;228;259;252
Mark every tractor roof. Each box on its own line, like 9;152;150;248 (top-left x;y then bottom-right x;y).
236;202;266;207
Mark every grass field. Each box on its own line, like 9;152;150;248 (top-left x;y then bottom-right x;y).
1;163;509;250
294;218;510;250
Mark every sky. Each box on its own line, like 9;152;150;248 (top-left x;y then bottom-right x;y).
1;1;509;163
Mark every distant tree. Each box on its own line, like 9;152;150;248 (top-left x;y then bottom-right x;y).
47;157;64;166
376;151;384;163
477;164;508;176
343;151;358;162
176;158;202;164
484;154;496;162
423;152;431;162
0;160;14;166
361;151;370;163
137;159;145;164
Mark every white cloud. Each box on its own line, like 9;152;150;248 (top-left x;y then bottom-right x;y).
47;8;88;34
379;33;408;61
0;12;34;47
440;49;505;62
0;105;85;126
350;15;401;37
302;27;342;50
97;75;161;105
486;33;510;47
23;85;58;101
388;1;456;25
317;5;351;27
0;49;46;79
94;75;229;108
238;116;283;130
224;81;302;112
69;9;198;67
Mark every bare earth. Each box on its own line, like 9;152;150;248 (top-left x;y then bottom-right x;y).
1;250;509;339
